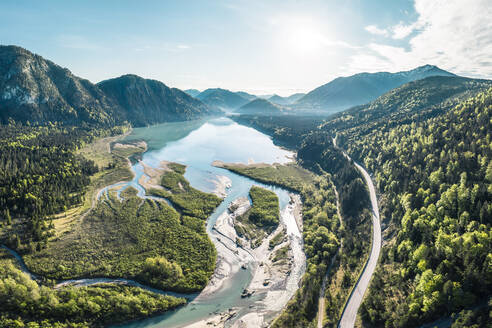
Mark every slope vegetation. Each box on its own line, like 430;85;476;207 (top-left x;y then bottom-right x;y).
98;75;218;127
0;45;216;126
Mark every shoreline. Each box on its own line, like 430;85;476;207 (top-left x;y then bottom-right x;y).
188;193;305;328
211;175;233;198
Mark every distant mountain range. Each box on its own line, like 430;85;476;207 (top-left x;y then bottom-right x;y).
195;88;252;110
184;89;201;97
190;65;455;115
191;88;305;112
1;45;470;124
0;45;219;126
237;98;286;115
295;65;455;113
268;93;305;106
322;75;492;133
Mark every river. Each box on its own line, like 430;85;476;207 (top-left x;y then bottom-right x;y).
2;117;304;327
111;117;304;327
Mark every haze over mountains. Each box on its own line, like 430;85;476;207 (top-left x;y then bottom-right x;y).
184;89;201;97
269;93;305;106
0;45;467;126
184;65;456;115
0;45;219;126
194;88;252;111
236;98;286;115
322;75;492;133
295;65;455;113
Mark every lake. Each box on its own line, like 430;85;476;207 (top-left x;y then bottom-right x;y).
115;117;300;328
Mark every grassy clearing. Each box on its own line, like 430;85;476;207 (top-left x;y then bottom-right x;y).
25;156;221;294
149;164;222;220
269;228;287;250
216;162;315;192
52;135;146;236
272;244;290;264
0;249;185;328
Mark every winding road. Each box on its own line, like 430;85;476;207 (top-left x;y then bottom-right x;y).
334;138;382;328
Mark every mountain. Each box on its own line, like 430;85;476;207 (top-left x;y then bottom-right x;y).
184;89;201;97
269;93;305;105
257;94;274;99
98;75;218;126
0;45;116;125
0;45;217;126
196;88;251;110
236;98;286;115
296;65;456;113
322;75;492;137
235;91;257;101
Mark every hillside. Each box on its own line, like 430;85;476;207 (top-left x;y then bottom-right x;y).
231;77;492;327
0;45;116;126
323;76;492;143
237;98;285;115
0;45;217;127
296;65;455;113
196;88;251;110
342;87;492;327
98;75;218;127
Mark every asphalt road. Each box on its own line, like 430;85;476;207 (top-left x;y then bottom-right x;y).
336;140;382;328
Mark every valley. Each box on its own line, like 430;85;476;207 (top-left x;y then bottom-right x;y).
0;38;490;328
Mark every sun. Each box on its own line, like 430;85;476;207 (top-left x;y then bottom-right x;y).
287;25;327;54
273;15;329;55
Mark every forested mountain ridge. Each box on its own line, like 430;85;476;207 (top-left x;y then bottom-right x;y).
231;79;492;327
0;45;217;126
295;64;455;113
0;45;116;126
339;87;492;327
98;74;219;127
323;76;492;144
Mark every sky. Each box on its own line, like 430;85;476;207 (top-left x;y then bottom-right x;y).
1;0;491;96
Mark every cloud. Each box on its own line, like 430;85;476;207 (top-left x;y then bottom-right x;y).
365;25;389;37
349;0;492;78
391;22;416;39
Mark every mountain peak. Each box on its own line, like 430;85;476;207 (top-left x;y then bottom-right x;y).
295;65;456;113
0;45;218;126
237;98;285;115
196;88;252;110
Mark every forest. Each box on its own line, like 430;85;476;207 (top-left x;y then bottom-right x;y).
0;122;128;251
220;163;370;327
25;164;220;293
0;119;222;326
235;85;492;327
0;248;185;327
340;88;492;327
234;186;280;248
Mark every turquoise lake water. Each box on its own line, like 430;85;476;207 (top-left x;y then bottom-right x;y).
114;117;297;328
